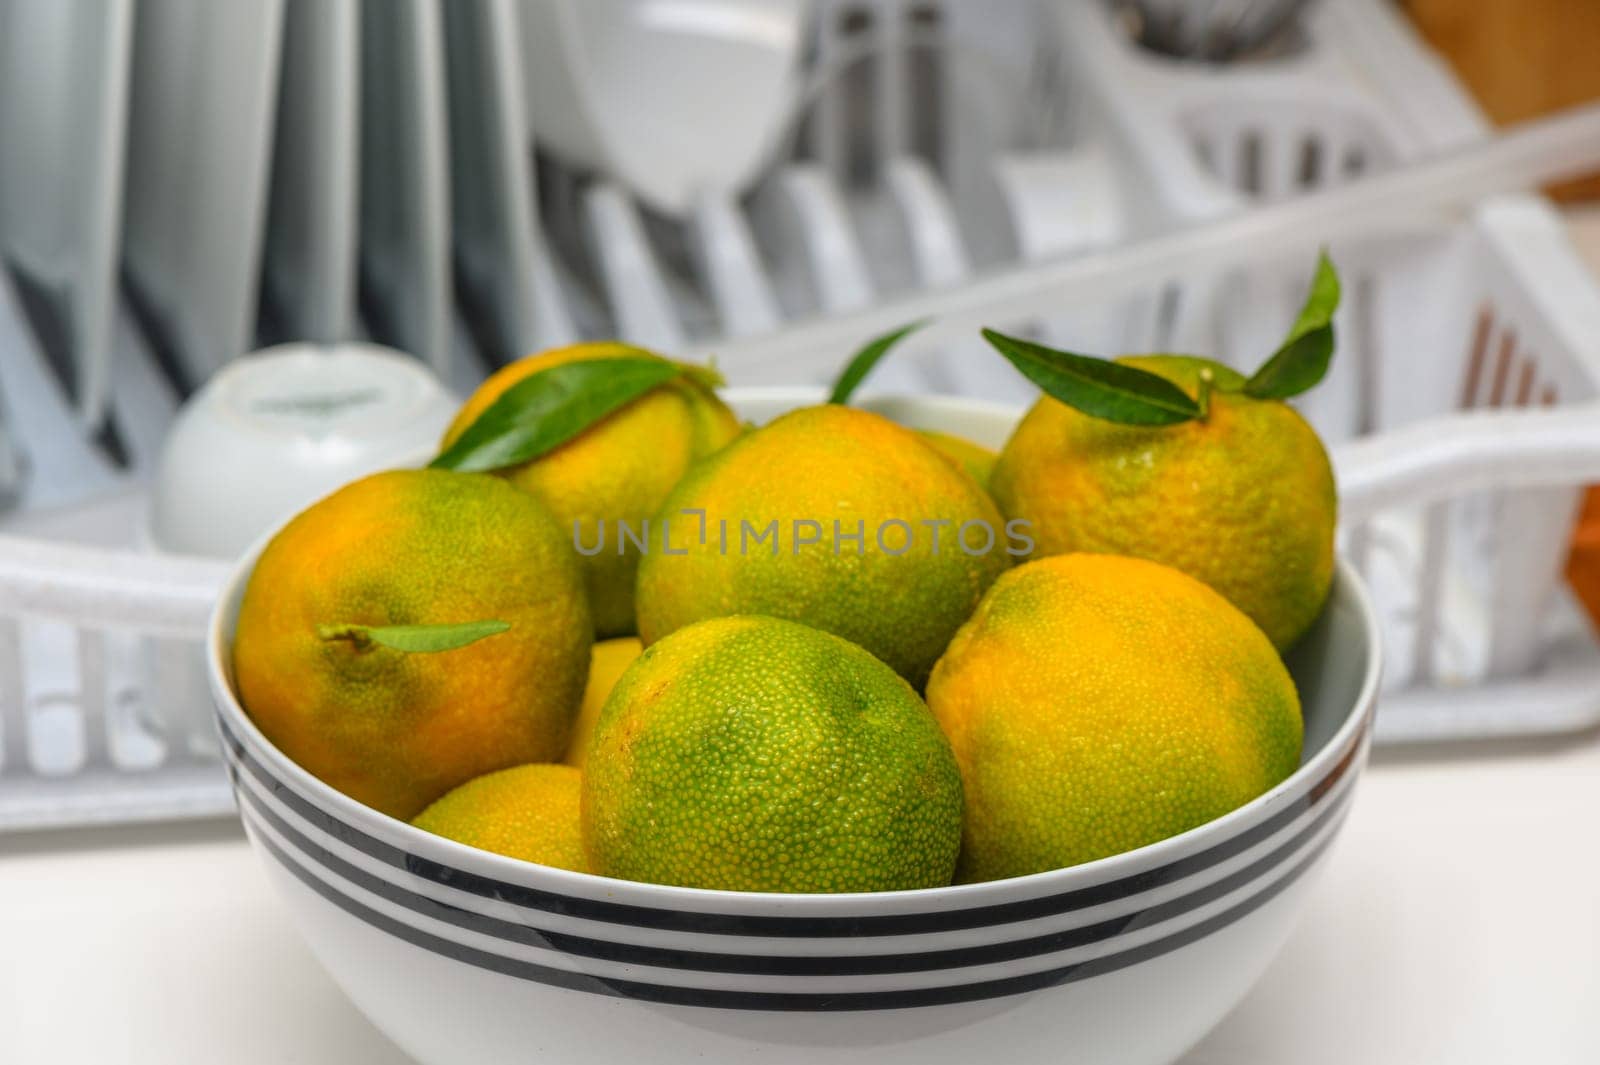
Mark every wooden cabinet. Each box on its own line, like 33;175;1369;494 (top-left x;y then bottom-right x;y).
1405;0;1600;201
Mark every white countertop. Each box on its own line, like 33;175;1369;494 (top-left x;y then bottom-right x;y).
4;728;1600;1065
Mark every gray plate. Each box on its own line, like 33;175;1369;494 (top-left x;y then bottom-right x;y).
259;0;360;347
441;0;571;365
358;0;452;375
0;0;134;428
121;0;285;390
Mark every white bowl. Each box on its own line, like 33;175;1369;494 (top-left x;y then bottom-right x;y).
517;0;806;214
149;343;457;559
208;389;1381;1065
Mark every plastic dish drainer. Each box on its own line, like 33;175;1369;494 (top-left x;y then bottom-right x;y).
2;0;1599;831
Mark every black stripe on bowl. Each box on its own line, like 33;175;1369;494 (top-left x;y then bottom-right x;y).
234;779;1349;1012
216;714;1368;940
227;744;1358;978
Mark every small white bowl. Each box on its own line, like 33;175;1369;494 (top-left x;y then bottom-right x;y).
517;0;806;214
208;389;1381;1065
149;343;457;560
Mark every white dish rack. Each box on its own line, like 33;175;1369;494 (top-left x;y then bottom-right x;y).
3;0;1600;832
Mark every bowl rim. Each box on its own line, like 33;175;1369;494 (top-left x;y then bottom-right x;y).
207;389;1383;916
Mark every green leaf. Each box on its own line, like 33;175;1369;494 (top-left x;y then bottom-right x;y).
1244;252;1341;400
680;359;727;392
827;320;928;405
316;620;511;653
981;329;1202;426
430;353;720;473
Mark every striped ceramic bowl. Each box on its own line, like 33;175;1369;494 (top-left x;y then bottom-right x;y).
207;390;1383;1065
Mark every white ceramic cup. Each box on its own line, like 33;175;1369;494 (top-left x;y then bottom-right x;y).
147;343;458;560
518;0;807;214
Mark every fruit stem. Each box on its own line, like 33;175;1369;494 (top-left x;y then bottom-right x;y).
317;623;374;651
1196;368;1215;422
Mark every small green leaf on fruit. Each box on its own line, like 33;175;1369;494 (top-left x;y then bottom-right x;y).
981;329;1202;426
316;620;511;653
827;320;928;405
1244;252;1341;401
431;353;717;473
680;359;727;392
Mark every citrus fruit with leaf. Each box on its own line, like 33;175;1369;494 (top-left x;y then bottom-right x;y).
634;404;1013;686
984;254;1340;650
825;320;997;489
232;468;591;820
436;343;741;638
582;615;963;892
563;636;641;769
927;553;1303;883
413;763;588;872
